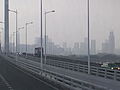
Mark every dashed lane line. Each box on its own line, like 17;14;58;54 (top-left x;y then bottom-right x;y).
0;74;14;90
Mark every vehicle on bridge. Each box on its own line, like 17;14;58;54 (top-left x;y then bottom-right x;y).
101;62;120;70
34;47;44;57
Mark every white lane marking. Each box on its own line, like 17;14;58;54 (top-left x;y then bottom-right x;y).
0;74;14;90
8;61;59;90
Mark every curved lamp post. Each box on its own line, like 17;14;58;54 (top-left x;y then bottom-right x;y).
44;10;55;64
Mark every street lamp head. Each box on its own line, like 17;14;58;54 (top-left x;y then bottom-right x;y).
18;27;24;30
21;27;24;29
30;22;33;24
26;22;33;25
52;10;55;12
9;9;17;13
45;10;55;14
0;22;3;24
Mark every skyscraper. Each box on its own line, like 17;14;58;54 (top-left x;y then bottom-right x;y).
108;31;115;54
101;31;115;54
84;38;88;55
91;40;96;55
62;42;67;50
79;38;88;55
80;42;85;55
73;42;80;55
102;40;109;53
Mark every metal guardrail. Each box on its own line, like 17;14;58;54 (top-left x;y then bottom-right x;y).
46;59;120;81
11;54;120;81
14;54;120;82
6;55;109;90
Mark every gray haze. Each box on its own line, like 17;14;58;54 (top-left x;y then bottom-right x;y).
0;0;120;52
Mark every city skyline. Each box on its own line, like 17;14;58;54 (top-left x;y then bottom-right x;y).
7;32;120;55
0;1;120;90
1;0;120;51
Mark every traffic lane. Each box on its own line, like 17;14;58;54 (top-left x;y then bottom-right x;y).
15;56;120;90
2;55;81;90
0;56;57;90
0;77;10;90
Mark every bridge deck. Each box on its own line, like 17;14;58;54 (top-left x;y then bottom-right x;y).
0;74;12;90
5;55;120;90
0;55;60;90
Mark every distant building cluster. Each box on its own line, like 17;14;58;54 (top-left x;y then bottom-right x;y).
63;38;96;55
35;36;64;55
63;31;117;55
8;31;120;56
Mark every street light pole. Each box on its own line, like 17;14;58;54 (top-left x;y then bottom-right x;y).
40;0;43;70
0;22;4;53
0;31;1;52
18;27;24;53
44;12;46;65
4;0;9;54
13;32;15;53
16;10;18;62
25;22;33;57
44;10;55;64
0;28;3;52
87;0;90;74
0;22;4;24
9;9;18;63
9;33;13;53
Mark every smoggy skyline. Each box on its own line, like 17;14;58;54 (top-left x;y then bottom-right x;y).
0;0;120;50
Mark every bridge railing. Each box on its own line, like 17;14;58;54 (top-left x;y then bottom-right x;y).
6;54;109;90
46;59;120;81
7;54;120;81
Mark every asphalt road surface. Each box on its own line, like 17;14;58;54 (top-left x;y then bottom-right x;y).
0;74;11;90
0;55;58;90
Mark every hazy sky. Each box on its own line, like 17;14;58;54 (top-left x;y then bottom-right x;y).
0;0;120;51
